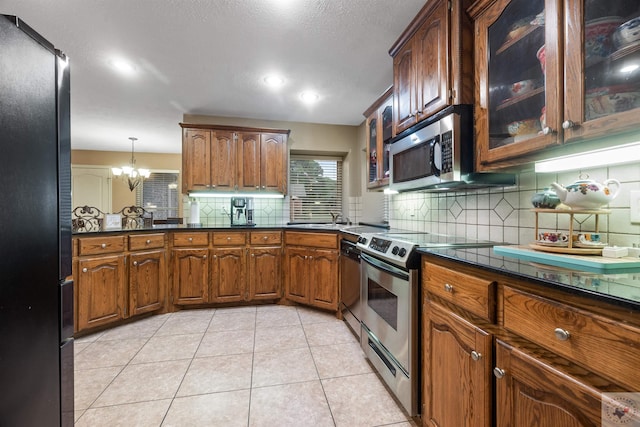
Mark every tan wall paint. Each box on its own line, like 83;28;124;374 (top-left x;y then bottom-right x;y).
71;150;182;214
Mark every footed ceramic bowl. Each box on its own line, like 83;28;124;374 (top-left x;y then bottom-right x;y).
613;16;640;49
585;17;624;66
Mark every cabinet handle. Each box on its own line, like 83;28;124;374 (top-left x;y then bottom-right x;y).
82;268;88;273
554;328;571;341
101;243;107;249
444;283;453;293
146;239;151;244
471;350;481;361
133;261;138;266
542;127;555;135
493;367;505;379
562;120;576;129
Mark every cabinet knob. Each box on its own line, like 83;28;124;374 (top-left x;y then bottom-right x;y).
256;186;260;189
133;261;138;266
213;255;217;259
203;255;208;259
493;367;505;379
188;237;193;242
82;268;88;273
212;185;216;188
444;283;453;293
206;185;211;188
101;243;107;249
146;239;151;244
562;120;576;129
262;185;266;189
542;127;555;135
227;237;231;241
554;328;571;341
309;256;313;260
263;236;268;241
251;253;255;257
471;350;482;361
304;256;308;260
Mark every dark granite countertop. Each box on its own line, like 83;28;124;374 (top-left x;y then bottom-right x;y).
418;246;640;311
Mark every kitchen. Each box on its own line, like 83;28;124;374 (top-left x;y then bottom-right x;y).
2;0;640;426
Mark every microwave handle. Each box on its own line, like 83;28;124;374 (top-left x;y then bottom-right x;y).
430;138;441;177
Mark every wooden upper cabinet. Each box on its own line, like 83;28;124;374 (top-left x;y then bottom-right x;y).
364;87;393;189
390;0;473;135
180;124;289;194
182;128;211;193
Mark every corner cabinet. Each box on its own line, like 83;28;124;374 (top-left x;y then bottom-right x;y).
363;87;393;189
470;0;640;170
390;0;474;135
180;124;289;194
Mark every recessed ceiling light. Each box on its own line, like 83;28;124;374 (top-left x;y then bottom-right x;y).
109;58;136;76
263;74;285;87
299;91;319;103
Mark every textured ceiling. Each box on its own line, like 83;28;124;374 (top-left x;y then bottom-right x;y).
4;0;426;153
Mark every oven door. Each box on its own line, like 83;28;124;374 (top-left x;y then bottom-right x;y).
360;252;412;372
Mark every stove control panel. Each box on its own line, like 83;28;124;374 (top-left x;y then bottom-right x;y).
356;233;417;267
369;237;392;253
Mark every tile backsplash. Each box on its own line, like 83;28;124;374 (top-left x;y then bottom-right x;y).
185;197;288;227
388;163;640;247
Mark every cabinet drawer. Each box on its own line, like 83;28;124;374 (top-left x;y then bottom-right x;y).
78;235;126;255
250;231;282;245
129;233;165;251
285;231;338;249
502;286;640;391
173;232;209;247
213;232;246;246
423;262;495;321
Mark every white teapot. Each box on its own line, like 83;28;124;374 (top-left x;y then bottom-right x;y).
550;178;620;209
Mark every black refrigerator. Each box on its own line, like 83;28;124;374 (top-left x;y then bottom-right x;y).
0;15;74;426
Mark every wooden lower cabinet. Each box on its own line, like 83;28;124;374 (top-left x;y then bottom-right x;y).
423;300;492;427
284;247;338;310
211;247;246;303
129;250;165;316
172;248;209;305
76;254;126;331
248;246;282;300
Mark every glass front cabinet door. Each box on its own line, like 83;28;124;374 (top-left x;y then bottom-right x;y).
364;87;393;189
472;0;640;169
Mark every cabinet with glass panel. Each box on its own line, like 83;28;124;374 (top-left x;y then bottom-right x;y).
363;87;393;189
471;0;640;170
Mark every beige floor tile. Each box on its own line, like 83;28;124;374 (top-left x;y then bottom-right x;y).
249;381;334;427
304;320;359;347
74;331;105;343
131;333;202;364
322;373;409;427
73;341;91;356
207;311;256;332
196;329;255;357
254;325;308;353
75;399;171;427
162;390;250;427
311;341;372;379
297;306;339;325
74;338;147;370
177;353;252;396
383;421;419;427
214;305;257;314
255;306;301;328
252;347;318;387
97;315;169;341
74;366;122;410
74;409;85;422
155;314;212;336
93;360;190;407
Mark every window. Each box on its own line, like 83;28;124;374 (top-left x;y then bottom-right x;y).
136;171;179;220
289;156;343;222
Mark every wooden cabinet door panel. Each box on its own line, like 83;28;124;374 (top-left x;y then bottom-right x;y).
424;301;491;427
416;0;449;119
182;129;211;192
211;248;246;302
237;132;261;191
249;247;282;300
260;133;287;193
129;250;165;316
77;255;126;331
211;130;236;190
309;249;339;310
394;43;417;134
172;248;209;305
285;248;310;304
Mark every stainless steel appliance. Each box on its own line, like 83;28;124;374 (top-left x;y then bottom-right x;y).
230;197;255;227
340;239;362;338
1;15;73;426
389;105;515;192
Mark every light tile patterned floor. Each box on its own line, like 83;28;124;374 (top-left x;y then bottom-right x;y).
74;305;417;427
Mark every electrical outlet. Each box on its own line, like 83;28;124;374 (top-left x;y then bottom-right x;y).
631;191;640;223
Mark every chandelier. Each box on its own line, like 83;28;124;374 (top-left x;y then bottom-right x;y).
111;137;151;191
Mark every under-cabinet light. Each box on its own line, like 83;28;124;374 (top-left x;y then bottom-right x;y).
534;141;640;173
188;192;284;199
383;188;398;195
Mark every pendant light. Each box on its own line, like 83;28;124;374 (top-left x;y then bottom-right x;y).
111;137;151;191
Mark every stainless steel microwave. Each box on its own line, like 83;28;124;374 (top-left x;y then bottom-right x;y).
389;105;515;192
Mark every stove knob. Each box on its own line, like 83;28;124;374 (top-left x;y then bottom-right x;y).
391;246;399;255
358;236;367;245
398;248;407;257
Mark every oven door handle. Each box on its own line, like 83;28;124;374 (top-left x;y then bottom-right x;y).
360;252;409;281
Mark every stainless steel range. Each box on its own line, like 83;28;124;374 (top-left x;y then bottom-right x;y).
355;231;498;416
